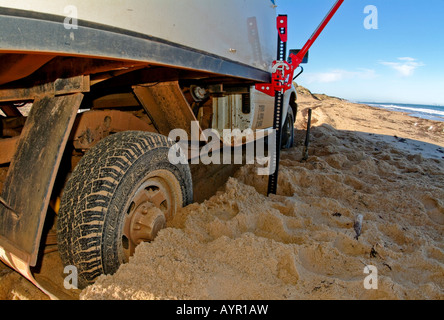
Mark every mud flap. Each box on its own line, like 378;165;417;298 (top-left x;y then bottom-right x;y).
0;93;83;299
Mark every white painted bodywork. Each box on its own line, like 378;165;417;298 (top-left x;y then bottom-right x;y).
0;0;277;72
212;85;296;144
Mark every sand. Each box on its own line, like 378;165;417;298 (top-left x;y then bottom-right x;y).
1;85;443;300
80;87;444;300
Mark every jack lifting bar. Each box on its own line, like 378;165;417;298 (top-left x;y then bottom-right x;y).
258;0;344;195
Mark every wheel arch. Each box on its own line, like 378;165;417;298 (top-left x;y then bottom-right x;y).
284;86;298;124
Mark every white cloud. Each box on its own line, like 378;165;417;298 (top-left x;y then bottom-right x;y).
304;68;376;84
398;57;416;62
379;57;425;77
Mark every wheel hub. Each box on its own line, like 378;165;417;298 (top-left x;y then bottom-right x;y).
122;176;174;259
129;204;166;245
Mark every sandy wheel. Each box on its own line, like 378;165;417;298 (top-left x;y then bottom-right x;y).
57;131;192;288
281;107;295;149
121;170;178;260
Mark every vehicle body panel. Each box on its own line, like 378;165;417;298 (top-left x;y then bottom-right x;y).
0;0;277;82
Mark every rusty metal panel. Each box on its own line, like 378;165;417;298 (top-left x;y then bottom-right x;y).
133;82;202;139
0;53;55;86
0;136;19;165
0;75;89;103
0;93;83;266
70;110;157;150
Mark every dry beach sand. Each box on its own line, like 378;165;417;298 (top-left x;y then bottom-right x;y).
81;86;444;300
1;85;443;300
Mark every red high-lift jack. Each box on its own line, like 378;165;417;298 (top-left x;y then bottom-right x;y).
257;0;345;195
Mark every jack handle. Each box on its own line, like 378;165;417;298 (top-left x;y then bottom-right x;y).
289;0;345;69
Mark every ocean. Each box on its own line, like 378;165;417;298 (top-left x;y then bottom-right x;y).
359;102;444;122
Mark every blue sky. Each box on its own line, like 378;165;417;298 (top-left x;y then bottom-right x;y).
275;0;444;105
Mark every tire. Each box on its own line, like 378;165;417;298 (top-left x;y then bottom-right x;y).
281;107;295;150
57;131;193;288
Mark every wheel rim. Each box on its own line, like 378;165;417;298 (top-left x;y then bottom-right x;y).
121;170;179;260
